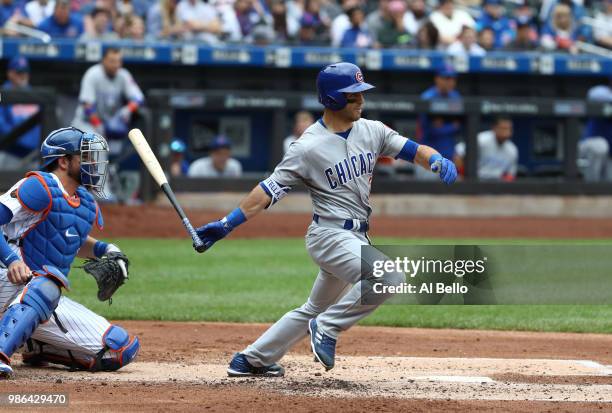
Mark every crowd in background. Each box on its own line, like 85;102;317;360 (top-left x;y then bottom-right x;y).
0;0;611;53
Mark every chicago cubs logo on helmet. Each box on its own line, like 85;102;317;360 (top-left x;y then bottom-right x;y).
316;62;375;111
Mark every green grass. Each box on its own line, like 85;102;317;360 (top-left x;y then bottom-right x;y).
65;238;612;333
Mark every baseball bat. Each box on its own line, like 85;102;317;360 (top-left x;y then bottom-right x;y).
127;129;206;253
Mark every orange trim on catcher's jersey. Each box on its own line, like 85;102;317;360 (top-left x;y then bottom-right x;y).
63;192;81;208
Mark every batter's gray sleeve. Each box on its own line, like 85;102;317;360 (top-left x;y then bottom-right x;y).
378;122;410;158
260;142;306;206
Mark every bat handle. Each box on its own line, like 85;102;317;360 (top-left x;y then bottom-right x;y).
182;218;206;253
431;160;442;175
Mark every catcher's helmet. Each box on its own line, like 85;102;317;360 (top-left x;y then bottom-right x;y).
40;127;109;197
317;62;375;111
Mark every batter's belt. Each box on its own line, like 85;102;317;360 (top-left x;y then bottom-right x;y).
312;214;369;233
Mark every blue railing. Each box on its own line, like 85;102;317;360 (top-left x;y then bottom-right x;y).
1;38;611;76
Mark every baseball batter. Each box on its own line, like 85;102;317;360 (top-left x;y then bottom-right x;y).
0;127;139;379
195;62;457;377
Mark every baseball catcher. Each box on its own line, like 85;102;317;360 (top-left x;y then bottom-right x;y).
0;127;139;379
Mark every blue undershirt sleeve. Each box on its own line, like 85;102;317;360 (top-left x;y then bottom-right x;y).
0;203;19;267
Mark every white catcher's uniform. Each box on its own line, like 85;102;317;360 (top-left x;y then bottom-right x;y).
242;118;409;367
0;174;111;361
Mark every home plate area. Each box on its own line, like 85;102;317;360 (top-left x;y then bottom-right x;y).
16;355;612;403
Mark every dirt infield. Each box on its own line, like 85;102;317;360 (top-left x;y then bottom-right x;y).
5;322;612;412
14;206;594;411
94;205;612;239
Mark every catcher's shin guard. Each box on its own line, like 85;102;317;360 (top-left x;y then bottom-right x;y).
22;325;140;372
96;325;140;371
0;267;68;365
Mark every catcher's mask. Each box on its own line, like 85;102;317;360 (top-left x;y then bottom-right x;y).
41;127;110;198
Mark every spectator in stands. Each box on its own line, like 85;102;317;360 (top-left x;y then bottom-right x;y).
283;110;314;154
81;0;117;36
0;0;21;29
455;116;519;181
306;0;332;43
147;0;184;40
505;16;538;51
365;0;389;40
176;0;222;44
476;0;514;48
429;0;475;47
376;0;412;48
169;138;189;177
80;7;118;40
447;25;486;56
593;0;612;49
415;64;462;180
233;0;271;40
116;0;148;19
512;0;538;37
73;47;144;201
116;13;145;40
477;26;495;51
296;2;329;45
409;0;428;31
412;20;440;50
250;23;276;45
539;0;586;28
269;0;289;43
38;0;84;37
285;0;304;39
366;0;423;41
331;0;361;47
24;0;55;27
0;56;40;170
188;135;243;178
578;84;612;182
340;6;372;48
540;3;590;54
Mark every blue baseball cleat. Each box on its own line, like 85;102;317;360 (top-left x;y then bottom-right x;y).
227;353;285;377
308;318;336;371
0;360;14;379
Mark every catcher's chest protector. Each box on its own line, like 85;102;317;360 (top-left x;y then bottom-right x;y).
21;172;101;276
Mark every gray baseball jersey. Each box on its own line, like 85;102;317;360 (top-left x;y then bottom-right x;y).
262;118;410;220
242;118;412;368
75;64;144;122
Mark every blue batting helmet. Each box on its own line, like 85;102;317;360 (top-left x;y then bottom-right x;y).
40;127;109;197
317;62;375;111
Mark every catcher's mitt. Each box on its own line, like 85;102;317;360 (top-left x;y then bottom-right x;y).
81;252;129;302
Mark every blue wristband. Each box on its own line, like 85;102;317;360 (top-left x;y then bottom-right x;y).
396;140;419;162
1;251;19;267
94;240;109;258
223;208;247;231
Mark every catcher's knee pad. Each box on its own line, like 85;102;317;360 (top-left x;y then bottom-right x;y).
95;325;140;371
0;275;63;362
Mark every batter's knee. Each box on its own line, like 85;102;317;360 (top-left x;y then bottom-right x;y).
300;299;328;317
95;325;140;371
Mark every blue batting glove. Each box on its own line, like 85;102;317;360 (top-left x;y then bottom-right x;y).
195;208;247;251
195;220;232;251
429;154;457;185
